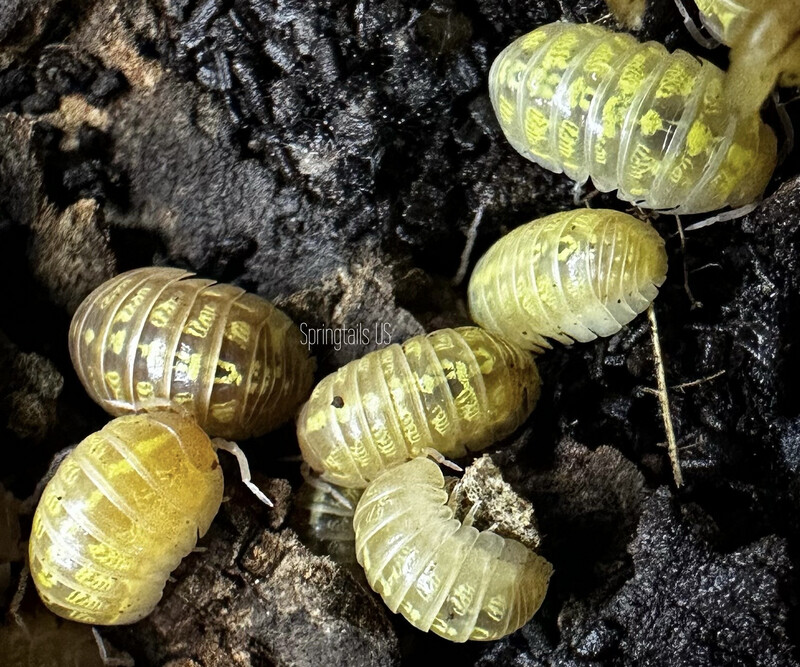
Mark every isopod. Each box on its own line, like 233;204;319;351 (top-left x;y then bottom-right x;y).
296;326;541;488
29;411;224;625
468;209;668;352
291;480;362;567
677;0;800;116
69;267;315;440
489;22;777;213
353;457;553;642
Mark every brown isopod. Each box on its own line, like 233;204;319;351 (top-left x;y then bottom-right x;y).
69;267;314;440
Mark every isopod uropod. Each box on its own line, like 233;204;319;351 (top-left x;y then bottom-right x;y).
468;209;668;353
685;0;800;116
296;326;541;488
69;267;315;440
29;411;224;625
353;458;553;642
489;22;777;213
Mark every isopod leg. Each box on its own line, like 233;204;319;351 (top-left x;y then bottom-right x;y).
212;438;274;507
92;628;135;667
672;0;720;49
683;202;760;231
462;500;481;528
422;447;463;473
300;463;354;510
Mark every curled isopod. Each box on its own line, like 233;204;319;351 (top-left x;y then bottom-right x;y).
353;458;553;642
489;22;777;213
29;411;224;625
468;209;668;352
69;267;315;440
678;0;800;116
296;326;541;488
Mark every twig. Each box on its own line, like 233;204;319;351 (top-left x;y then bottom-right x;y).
648;305;683;487
453;206;485;286
675;215;701;309
672;370;725;392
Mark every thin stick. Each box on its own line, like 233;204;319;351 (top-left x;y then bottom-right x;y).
675;215;701;309
648;305;683;487
673;370;725;392
453;206;484;286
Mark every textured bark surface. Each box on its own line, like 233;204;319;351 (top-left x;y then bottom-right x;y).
2;0;800;665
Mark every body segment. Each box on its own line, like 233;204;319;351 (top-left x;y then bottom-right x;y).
29;412;224;625
468;209;668;352
489;22;777;213
292;482;362;567
354;458;553;641
296;327;540;488
69;267;314;440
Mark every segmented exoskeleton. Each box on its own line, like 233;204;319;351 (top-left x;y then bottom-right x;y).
679;0;800;116
29;412;224;625
468;209;668;352
292;482;362;567
353;458;553;642
296;327;541;488
69;267;314;440
489;22;777;213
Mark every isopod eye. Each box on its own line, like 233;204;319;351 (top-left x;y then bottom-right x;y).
468;209;668;350
331;396;344;408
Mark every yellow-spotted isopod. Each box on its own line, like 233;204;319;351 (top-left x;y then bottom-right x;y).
296;326;541;488
69;267;315;440
353;457;553;642
677;0;800;116
468;209;668;352
29;411;224;625
489;22;777;214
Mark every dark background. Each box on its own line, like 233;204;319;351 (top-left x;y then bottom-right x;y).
1;0;799;665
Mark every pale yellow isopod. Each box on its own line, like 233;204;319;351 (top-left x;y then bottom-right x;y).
489;22;777;213
296;327;541;488
468;209;668;352
353;458;553;642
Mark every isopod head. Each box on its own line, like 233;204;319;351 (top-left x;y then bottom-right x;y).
468;209;668;352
